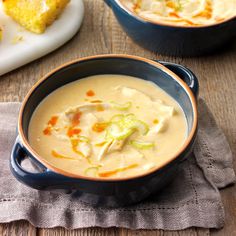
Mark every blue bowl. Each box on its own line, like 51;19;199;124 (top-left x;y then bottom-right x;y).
104;0;236;56
11;55;198;207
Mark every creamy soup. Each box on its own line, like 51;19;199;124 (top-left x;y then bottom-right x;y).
28;75;187;178
121;0;236;26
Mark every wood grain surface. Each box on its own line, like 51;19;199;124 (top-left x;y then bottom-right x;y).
0;0;235;235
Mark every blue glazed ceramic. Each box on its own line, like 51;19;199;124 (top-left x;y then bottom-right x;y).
104;0;236;56
11;55;198;207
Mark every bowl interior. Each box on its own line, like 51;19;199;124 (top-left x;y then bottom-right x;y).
21;57;194;140
114;0;236;29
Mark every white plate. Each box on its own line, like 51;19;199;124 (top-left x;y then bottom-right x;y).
0;0;84;76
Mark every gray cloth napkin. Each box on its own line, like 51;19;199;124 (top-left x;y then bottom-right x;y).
0;100;235;230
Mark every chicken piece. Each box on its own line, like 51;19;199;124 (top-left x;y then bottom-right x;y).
152;101;175;117
121;86;153;103
107;139;126;153
97;138;128;161
97;140;113;161
149;118;168;134
180;0;206;17
79;142;92;158
65;103;109;117
160;104;175;116
3;0;70;34
142;162;156;171
141;0;167;15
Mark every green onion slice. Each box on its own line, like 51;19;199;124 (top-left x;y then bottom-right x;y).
119;114;149;134
110;101;132;110
106;113;149;140
130;140;155;149
124;119;149;135
110;114;124;122
107;123;134;140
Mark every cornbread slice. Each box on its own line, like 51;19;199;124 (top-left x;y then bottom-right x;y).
3;0;70;34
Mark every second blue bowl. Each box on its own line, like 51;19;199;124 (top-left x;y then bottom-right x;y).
104;0;236;56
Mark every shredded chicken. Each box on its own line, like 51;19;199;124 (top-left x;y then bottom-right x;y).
149;118;168;134
65;103;110;116
97;140;113;161
108;139;126;153
80;142;92;158
97;138;128;161
121;86;153;103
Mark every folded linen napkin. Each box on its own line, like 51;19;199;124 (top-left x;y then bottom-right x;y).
0;99;235;230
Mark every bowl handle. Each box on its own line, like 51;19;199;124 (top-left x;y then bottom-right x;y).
157;60;199;98
10;136;67;190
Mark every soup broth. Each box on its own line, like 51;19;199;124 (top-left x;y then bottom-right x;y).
28;74;187;178
121;0;236;26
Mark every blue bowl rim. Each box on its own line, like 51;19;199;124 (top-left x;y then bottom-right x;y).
18;54;198;182
112;0;236;29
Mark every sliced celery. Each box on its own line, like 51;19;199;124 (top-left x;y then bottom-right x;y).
125;119;149;135
110;101;132;110
110;114;124;122
130;140;155;149
106;113;150;140
120;114;149;135
107;123;134;140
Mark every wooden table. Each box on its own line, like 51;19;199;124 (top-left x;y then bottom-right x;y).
0;1;235;235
